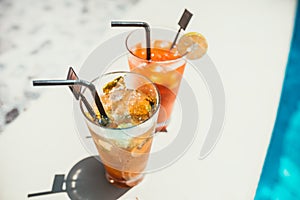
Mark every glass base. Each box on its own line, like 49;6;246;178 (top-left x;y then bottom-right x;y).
155;119;170;132
105;172;144;188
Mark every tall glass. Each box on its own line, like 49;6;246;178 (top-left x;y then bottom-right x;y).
126;28;187;131
80;71;160;187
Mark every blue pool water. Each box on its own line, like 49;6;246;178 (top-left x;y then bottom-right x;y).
255;2;300;199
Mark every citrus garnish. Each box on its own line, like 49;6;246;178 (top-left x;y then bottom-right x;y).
177;32;208;60
102;76;124;94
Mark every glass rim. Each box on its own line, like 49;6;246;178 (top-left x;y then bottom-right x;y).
79;71;161;130
125;27;186;63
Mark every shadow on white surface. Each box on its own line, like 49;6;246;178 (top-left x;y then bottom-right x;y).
28;156;130;200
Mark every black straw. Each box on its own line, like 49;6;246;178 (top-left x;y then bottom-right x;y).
33;79;109;125
111;21;151;61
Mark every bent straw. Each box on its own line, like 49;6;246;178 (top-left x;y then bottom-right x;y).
79;93;97;121
111;21;151;61
32;79;109;125
170;9;193;50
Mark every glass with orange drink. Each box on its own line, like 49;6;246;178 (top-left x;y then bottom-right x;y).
126;28;186;131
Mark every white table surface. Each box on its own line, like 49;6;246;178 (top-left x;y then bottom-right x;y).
0;0;296;199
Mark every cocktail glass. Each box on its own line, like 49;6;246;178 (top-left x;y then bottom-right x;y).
79;71;160;187
126;28;186;131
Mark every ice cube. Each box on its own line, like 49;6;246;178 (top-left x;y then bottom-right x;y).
152;65;164;72
109;89;125;102
128;90;152;124
101;76;155;129
109;90;131;123
153;40;172;49
103;129;132;149
97;139;112;151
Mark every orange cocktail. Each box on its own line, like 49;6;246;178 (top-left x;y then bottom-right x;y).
80;72;160;187
126;28;187;131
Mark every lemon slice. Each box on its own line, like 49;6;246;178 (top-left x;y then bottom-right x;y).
177;32;208;60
